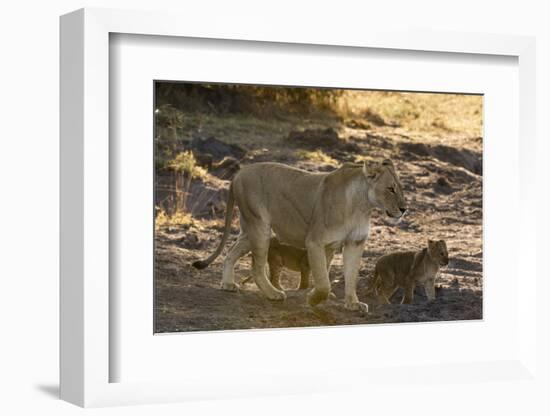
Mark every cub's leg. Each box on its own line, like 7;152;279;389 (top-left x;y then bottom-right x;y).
381;286;397;304
343;240;368;312
220;233;250;292
249;226;286;301
424;278;436;301
374;270;395;305
298;257;310;290
366;269;379;296
305;241;330;307
325;248;338;299
377;270;397;304
325;248;335;273
267;253;284;291
401;282;415;304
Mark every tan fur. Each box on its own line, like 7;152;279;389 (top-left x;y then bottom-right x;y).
370;240;449;304
193;159;407;311
241;237;336;290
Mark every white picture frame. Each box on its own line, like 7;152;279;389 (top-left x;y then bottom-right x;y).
60;7;538;408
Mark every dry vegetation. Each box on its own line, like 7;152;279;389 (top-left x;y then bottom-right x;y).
154;85;483;333
338;90;483;137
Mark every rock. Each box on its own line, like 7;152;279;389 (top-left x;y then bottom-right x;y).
318;164;337;172
399;142;431;157
433;176;455;195
194;152;214;169
210;156;240;179
431;145;482;175
329;150;357;162
398;219;421;232
190;136;246;162
286;127;341;148
398;142;482;175
436;177;449;187
365;133;394;149
339;141;361;153
362;109;388;126
345;119;372;130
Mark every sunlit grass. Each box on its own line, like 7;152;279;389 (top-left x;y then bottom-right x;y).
295;149;338;165
336;91;483;137
167;151;207;178
155;209;195;229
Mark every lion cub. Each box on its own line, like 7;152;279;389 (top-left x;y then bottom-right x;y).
242;237;334;290
370;240;449;304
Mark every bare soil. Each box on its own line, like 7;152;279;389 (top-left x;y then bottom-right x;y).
154;120;483;333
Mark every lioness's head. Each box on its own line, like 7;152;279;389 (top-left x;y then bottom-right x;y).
428;239;449;266
364;159;407;220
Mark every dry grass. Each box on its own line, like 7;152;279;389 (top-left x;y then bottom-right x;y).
155;209;195;229
295;149;338;165
168;151;207;178
160;91;482;155
154;89;483;229
337;91;483;137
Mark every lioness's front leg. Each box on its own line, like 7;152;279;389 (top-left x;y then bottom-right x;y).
305;241;330;307
343;240;368;312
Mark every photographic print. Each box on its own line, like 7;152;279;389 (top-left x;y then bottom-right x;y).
154;82;483;333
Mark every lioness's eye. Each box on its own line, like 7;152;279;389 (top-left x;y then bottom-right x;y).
388;187;396;194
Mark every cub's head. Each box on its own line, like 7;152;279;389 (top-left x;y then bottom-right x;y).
364;159;407;221
428;239;449;266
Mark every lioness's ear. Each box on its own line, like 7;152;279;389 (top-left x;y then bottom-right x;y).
382;159;395;169
363;161;379;179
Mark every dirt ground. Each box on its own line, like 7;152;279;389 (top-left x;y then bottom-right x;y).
154;99;483;333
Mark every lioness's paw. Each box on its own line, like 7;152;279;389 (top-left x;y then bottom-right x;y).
344;300;369;313
307;289;330;307
220;282;240;292
267;289;286;301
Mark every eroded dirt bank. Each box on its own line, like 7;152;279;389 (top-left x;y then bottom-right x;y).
155;119;482;333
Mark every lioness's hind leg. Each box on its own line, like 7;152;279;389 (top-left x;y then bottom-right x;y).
221;234;250;292
250;228;286;301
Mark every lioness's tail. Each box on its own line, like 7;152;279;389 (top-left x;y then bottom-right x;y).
192;184;235;269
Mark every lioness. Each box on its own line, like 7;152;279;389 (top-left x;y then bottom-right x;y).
370;240;449;304
193;160;407;311
241;237;336;290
